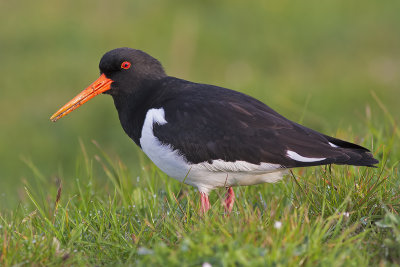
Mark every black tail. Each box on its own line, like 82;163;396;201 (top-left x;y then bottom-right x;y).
324;135;379;167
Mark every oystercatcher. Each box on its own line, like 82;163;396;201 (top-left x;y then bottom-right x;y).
51;47;378;214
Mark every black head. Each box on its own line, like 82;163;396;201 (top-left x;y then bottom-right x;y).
50;48;167;122
99;48;166;96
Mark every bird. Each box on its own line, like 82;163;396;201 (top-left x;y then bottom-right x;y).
50;47;379;214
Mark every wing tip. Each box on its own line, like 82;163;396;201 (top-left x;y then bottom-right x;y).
337;151;379;167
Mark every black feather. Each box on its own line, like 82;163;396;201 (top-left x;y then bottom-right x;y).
113;76;378;168
103;48;379;170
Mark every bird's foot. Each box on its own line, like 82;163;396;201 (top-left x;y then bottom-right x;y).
200;192;210;214
224;187;235;215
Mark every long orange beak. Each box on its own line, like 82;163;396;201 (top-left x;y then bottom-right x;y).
50;74;114;122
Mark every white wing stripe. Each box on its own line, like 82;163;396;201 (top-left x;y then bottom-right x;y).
329;142;339;148
286;150;326;162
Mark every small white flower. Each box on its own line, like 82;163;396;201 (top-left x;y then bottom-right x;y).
202;263;212;267
137;247;154;255
274;221;282;229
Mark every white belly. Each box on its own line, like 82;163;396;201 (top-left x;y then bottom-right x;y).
139;108;285;194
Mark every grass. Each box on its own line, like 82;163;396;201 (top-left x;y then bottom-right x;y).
0;113;399;266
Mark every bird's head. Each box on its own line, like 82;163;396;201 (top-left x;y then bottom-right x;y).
50;47;166;122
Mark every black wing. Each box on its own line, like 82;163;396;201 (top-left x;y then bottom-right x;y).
152;78;378;168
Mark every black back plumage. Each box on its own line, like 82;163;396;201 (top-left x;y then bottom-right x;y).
113;77;378;168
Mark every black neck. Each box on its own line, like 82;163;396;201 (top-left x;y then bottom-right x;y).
111;79;165;147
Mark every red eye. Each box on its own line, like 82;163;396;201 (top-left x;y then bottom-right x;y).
121;61;131;69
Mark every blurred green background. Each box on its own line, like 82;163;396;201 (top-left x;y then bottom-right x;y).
0;0;399;208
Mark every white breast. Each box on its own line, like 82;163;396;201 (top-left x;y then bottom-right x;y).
139;108;285;194
139;108;190;180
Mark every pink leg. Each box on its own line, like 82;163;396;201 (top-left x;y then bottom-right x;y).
200;192;210;214
224;187;235;214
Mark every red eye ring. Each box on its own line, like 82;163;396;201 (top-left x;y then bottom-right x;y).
121;61;131;69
